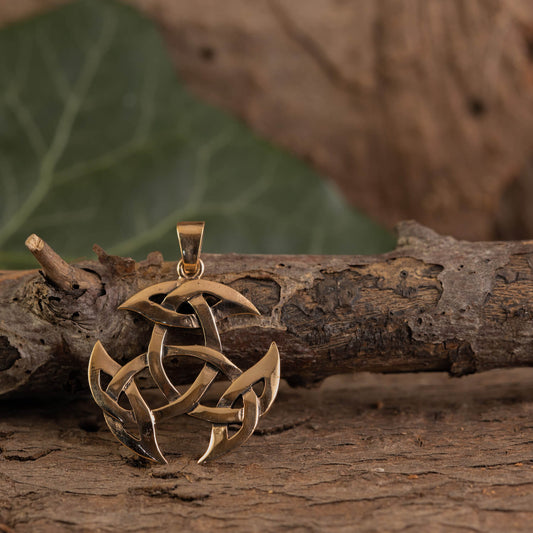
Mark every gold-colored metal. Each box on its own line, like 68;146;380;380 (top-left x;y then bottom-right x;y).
88;221;280;464
176;221;204;277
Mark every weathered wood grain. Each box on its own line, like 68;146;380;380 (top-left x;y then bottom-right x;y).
2;369;533;532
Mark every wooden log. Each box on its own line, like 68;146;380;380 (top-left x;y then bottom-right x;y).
2;221;533;398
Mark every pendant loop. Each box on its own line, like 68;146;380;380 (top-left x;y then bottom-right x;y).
176;221;204;278
177;258;205;279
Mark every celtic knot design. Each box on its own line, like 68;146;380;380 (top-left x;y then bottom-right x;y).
88;277;280;464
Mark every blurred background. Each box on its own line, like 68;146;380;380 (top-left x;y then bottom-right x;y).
2;0;533;268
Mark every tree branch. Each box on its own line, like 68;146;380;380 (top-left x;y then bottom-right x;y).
25;234;100;292
2;221;533;397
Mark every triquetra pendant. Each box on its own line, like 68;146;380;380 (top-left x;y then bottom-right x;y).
88;221;280;463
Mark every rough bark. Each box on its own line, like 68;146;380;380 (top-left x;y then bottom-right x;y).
3;1;533;242
2;221;533;398
2;369;533;532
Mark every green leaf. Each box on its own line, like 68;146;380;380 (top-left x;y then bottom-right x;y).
0;0;394;269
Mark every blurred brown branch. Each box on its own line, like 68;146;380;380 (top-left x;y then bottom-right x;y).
4;0;533;241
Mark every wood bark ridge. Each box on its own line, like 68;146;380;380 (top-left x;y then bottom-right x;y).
1;221;533;398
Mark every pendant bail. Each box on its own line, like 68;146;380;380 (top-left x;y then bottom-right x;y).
176;221;204;278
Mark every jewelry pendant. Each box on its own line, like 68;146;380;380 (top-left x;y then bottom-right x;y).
88;222;281;464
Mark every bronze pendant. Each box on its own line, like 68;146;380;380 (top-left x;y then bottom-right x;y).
88;222;280;464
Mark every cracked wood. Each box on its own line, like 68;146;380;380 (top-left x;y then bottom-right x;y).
2;221;533;397
2;369;533;531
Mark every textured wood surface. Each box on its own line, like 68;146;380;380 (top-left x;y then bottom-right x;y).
2;369;533;532
2;224;533;531
3;222;533;397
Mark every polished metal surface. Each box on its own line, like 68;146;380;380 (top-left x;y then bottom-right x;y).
88;221;281;464
176;221;204;277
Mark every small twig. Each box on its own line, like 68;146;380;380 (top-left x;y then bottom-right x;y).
25;234;100;292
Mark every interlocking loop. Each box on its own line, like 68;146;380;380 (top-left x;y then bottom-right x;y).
88;278;281;464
